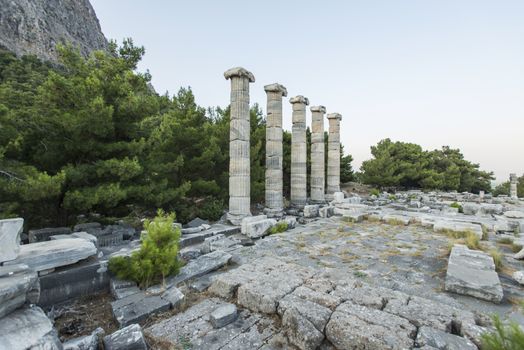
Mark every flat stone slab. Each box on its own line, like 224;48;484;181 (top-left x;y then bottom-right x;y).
146;298;276;350
161;286;185;310
104;323;147;350
4;238;97;273
50;231;98;246
0;264;39;318
0;306;61;349
170;250;232;286
445;244;503;303
111;292;171;327
415;326;477;349
434;220;484;238
0;218;23;263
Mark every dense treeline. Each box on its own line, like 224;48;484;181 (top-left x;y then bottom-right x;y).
360;139;494;193
0;41;353;228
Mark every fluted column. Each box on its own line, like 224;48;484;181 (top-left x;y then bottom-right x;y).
326;113;342;198
290;96;309;208
224;67;255;225
310;105;326;203
264;83;287;217
510;173;518;199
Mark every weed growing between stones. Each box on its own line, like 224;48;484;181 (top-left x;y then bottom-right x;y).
481;315;524;349
511;242;523;253
269;221;288;235
498;237;514;245
353;270;367;278
385;218;407;226
489;249;503;271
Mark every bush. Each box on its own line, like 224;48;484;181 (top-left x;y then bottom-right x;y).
269;221;288;235
481;315;524;349
450;202;463;213
108;210;182;288
370;188;380;197
198;197;224;221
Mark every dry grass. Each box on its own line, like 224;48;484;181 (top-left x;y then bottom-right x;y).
488;249;503;271
498;237;515;245
511;242;523;253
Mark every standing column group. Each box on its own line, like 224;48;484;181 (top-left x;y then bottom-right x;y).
510;173;518;199
310;105;326;203
290;96;309;208
326;113;342;199
264;84;287;216
225;67;255;225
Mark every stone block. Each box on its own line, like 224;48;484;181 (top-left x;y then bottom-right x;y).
210;303;238;328
332;192;344;203
111;292;171;327
0;264;39;319
64;327;104;350
415;326;477;349
28;226;71;243
241;215;267;234
0;306;62;349
243;218;276;238
445;245;503;303
4;238;97;273
73;222;102;232
103;323;147;350
170;250;232;286
303;205;319;218
161;287;185;310
0;218;23;263
462;203;480;215
110;278;139;300
50;231;98;246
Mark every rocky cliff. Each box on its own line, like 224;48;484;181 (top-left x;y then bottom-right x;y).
0;0;107;62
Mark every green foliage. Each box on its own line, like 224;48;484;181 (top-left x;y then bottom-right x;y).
269;221;289;235
481;315;524;350
0;42;354;228
450;202;463;213
108;210;181;288
361;139;494;192
370;188;380;197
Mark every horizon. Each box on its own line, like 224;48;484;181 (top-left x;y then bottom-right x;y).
91;0;524;183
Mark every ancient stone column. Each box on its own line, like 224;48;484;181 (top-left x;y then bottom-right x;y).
224;67;255;225
326;113;342;199
264;83;287;217
510;173;518;199
289;96;309;208
310;105;326;203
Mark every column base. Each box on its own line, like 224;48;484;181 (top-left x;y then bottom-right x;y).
263;208;284;219
227;212;251;226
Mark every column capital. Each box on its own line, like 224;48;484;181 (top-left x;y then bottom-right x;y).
264;83;287;97
224;67;255;82
310;105;326;113
289;95;309;105
510;173;518;182
327;113;342;121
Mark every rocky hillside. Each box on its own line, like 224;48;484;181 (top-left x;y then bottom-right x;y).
0;0;107;62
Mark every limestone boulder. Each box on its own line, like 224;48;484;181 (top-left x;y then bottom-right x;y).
64;327;104;350
462;203;480;215
0;218;23;263
103;324;147;350
3;238;97;273
243;218;277;238
210;303;238;328
241;215;267;234
0;264;40;318
171;250;232;286
445;245;503;303
512;271;524;285
303;205;319;218
0;306;62;349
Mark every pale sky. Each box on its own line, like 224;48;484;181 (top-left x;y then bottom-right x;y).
91;0;524;183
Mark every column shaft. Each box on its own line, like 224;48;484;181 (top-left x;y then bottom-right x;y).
310;106;326;203
264;84;287;215
225;67;255;225
290;96;309;207
510;173;518;199
327;113;342;197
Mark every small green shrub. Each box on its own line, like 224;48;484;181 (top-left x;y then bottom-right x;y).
269;221;288;235
481;315;524;350
388;194;397;201
109;210;182;288
353;271;367;278
198;197;224;221
450;202;464;213
370;188;380;197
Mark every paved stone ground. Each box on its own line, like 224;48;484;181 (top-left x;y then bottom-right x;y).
145;216;524;349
